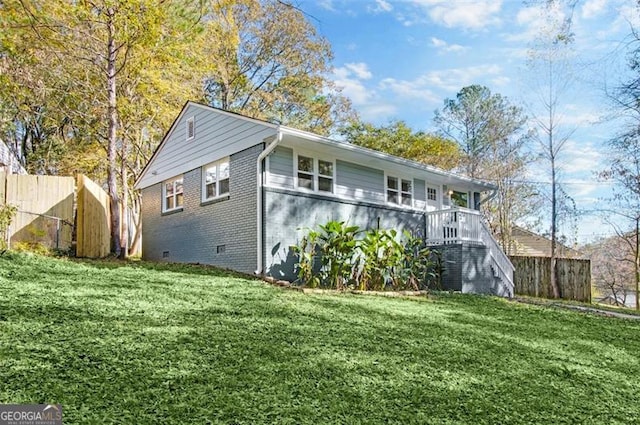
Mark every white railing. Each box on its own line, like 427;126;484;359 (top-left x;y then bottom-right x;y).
425;208;514;296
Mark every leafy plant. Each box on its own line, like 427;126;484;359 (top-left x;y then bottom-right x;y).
315;221;360;289
356;228;403;291
0;203;17;251
292;230;320;288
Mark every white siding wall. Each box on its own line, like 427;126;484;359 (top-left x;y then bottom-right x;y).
138;104;276;189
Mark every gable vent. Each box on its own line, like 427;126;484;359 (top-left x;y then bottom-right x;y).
186;117;195;141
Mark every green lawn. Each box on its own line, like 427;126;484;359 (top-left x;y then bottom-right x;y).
1;253;639;424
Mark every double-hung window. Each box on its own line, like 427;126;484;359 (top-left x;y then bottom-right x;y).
203;158;230;200
387;176;412;206
296;155;333;193
163;176;183;212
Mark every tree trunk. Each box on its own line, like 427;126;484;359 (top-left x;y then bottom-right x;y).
635;218;639;310
550;152;560;299
106;8;121;257
119;139;129;260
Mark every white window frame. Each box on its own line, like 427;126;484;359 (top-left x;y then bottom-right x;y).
162;176;184;213
450;189;469;208
294;152;335;194
386;174;413;207
202;157;230;201
186;116;195;141
427;186;438;202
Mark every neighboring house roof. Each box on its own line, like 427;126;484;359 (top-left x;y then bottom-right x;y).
0;139;26;175
135;101;497;192
510;226;583;258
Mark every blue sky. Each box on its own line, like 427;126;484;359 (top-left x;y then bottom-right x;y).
297;0;640;244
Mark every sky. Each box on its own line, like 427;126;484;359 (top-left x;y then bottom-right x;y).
295;0;640;245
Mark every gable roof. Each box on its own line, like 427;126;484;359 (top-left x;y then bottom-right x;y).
511;226;583;258
135;101;497;192
135;101;278;189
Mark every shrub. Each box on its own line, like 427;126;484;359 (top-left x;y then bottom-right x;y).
294;221;438;291
0;203;17;251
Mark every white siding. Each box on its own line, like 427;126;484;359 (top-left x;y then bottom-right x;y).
137;103;276;189
267;146;294;189
335;160;385;203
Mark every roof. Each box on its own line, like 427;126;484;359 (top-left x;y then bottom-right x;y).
135;101;496;192
510;226;584;258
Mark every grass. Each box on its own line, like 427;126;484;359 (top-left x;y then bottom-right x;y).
1;253;639;424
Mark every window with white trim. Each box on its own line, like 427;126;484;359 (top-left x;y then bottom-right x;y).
203;158;230;200
296;155;334;193
186;117;195;141
387;176;412;206
427;187;438;201
451;190;468;208
163;176;183;212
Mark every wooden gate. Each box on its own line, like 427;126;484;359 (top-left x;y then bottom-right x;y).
509;256;591;302
76;174;111;258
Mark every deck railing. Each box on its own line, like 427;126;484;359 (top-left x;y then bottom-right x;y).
425;208;514;295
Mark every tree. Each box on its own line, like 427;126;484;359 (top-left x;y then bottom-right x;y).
339;120;461;170
434;85;536;253
203;0;353;135
526;2;577;298
0;1;210;257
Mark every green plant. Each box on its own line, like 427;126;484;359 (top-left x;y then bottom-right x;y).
292;230;320;288
356;228;403;291
399;231;434;290
0;203;17;251
315;221;360;289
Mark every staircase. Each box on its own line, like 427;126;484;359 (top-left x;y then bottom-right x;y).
425;208;515;297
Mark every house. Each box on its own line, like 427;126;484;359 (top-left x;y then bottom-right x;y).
510;226;583;258
0;139;26;175
134;102;514;297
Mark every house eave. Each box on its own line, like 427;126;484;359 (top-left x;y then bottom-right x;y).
278;126;496;192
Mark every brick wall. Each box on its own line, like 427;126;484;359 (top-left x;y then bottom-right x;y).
141;144;262;274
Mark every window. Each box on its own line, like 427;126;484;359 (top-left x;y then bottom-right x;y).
450;190;468;208
387;176;412;206
427;187;437;201
296;155;334;193
186;117;195;141
203;158;230;200
318;160;334;193
163;176;183;212
297;155;314;190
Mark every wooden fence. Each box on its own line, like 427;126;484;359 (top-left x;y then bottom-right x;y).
3;173;75;250
76;174;111;258
0;172;110;257
509;256;591;302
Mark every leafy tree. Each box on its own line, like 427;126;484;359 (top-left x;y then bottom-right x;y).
340;120;461;170
1;2;211;256
203;0;354;135
434;85;536;253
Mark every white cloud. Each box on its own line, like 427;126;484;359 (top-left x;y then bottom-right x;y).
581;0;607;19
318;0;335;12
413;0;503;30
379;78;440;103
368;0;393;14
345;62;372;80
332;66;372;105
506;3;567;43
430;37;467;53
558;139;604;174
